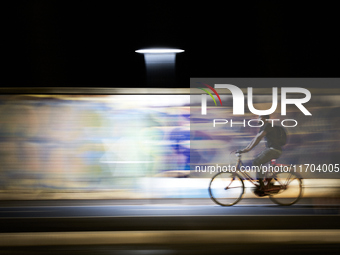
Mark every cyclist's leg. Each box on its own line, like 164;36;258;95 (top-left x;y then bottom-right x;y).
253;148;281;189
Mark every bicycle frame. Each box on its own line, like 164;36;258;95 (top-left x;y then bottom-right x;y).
234;153;259;186
233;153;296;192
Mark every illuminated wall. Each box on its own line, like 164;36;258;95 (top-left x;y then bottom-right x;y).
0;93;339;197
0;95;190;192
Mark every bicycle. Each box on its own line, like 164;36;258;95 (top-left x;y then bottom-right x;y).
208;151;303;206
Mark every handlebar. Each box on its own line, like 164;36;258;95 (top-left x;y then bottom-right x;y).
232;150;243;158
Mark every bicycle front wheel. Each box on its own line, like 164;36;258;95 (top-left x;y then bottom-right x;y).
269;172;303;206
209;172;244;206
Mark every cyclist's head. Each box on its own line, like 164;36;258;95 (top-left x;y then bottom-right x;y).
258;115;270;124
259;115;270;120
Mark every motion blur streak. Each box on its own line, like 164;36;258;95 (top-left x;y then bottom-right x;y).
0;91;339;199
0;94;190;199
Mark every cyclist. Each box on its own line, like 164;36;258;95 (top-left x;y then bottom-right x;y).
238;115;284;192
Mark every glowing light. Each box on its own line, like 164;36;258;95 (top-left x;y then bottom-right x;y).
135;48;184;54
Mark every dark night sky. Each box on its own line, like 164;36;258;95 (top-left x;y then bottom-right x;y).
1;1;339;88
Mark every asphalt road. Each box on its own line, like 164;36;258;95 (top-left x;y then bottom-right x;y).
0;199;339;254
0;199;339;233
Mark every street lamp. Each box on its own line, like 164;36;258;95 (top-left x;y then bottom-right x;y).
135;48;184;87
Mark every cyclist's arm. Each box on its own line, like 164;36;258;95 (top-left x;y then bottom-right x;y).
241;130;267;153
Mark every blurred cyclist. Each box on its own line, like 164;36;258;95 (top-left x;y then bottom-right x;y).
238;115;285;192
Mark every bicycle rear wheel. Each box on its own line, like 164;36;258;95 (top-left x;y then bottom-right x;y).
209;172;244;206
269;172;303;206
